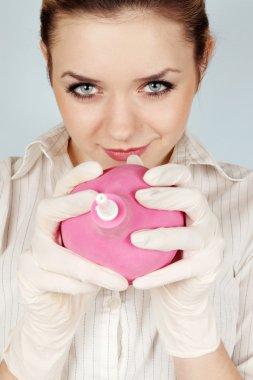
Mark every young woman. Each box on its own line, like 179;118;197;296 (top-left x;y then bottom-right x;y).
0;1;252;379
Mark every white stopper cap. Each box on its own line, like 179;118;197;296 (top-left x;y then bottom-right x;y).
95;193;119;221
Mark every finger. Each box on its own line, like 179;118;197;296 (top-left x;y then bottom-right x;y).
131;226;204;252
143;164;191;187
32;237;129;291
36;190;98;235
135;187;210;222
54;161;103;196
36;272;99;295
18;251;100;295
133;239;224;290
126;155;145;166
133;258;193;289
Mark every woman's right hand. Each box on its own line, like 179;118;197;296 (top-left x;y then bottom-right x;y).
3;161;128;380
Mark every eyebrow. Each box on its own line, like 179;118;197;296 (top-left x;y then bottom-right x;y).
61;67;182;84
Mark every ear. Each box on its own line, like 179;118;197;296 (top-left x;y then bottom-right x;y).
199;37;215;81
40;41;49;63
195;37;215;92
205;37;215;64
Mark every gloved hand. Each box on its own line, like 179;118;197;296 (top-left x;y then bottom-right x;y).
3;161;128;380
131;163;224;358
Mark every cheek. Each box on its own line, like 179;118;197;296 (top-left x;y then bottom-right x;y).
160;86;196;133
144;97;194;136
139;76;196;135
53;85;100;134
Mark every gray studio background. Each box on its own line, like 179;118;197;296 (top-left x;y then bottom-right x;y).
0;1;252;168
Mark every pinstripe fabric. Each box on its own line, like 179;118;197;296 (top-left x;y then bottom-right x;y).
0;123;252;379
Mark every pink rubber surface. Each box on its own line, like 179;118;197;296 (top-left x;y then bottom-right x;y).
60;164;185;283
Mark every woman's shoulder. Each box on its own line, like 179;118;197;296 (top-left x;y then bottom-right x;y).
0;123;69;183
0;157;22;254
175;131;253;182
0;156;23;183
0;156;23;217
215;161;253;213
218;160;253;182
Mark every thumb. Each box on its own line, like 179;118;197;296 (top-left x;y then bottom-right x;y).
35;190;98;237
54;161;103;197
126;154;145;166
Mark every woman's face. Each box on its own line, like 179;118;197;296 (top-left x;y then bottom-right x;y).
42;10;199;169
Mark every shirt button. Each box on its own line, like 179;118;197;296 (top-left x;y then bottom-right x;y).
107;297;121;310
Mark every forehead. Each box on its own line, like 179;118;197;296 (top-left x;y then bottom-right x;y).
51;10;194;73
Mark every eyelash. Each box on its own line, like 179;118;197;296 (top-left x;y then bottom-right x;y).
65;80;175;101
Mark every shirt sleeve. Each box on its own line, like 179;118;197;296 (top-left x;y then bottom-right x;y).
0;158;13;255
232;173;253;379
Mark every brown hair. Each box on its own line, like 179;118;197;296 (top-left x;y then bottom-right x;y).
40;0;214;85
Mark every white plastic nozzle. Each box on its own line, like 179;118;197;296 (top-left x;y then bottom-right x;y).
95;193;119;221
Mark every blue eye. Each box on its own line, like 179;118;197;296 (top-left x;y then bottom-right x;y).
75;84;97;96
146;82;165;93
143;80;175;98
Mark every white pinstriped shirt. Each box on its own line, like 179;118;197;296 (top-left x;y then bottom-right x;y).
0;123;253;379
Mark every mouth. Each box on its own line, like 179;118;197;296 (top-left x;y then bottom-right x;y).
102;144;149;161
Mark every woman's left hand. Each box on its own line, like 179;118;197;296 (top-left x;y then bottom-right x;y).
130;163;224;358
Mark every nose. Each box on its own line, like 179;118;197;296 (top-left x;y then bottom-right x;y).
104;95;138;142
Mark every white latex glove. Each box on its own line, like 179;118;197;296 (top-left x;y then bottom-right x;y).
3;161;128;380
130;163;224;358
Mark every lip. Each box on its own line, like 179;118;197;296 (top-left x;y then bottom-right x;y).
102;144;149;161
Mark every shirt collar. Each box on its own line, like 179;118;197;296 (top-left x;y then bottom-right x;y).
12;124;248;182
170;130;248;182
11;122;69;180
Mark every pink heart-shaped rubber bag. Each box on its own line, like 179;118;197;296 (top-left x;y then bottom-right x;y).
60;164;185;284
